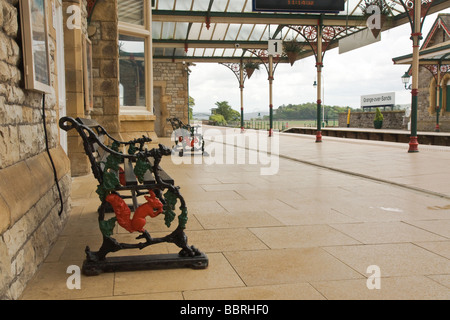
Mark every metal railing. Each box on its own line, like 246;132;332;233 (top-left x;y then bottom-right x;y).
242;119;339;131
206;118;339;130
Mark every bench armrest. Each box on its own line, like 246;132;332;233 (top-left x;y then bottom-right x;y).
59;116;168;161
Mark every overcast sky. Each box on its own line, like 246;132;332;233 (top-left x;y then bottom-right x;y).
188;9;450;114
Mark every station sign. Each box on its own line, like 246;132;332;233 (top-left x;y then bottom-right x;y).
252;0;346;13
361;92;395;108
268;39;283;56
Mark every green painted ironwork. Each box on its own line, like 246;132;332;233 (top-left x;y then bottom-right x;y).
99;217;117;238
134;156;152;183
95;142;122;201
163;190;178;227
178;207;188;230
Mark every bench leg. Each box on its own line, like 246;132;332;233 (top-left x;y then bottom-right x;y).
164;226;203;257
82;231;208;276
82;251;208;276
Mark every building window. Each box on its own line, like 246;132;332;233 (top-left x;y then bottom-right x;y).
118;0;151;112
118;0;145;25
119;35;146;107
430;76;450;115
446;79;450;113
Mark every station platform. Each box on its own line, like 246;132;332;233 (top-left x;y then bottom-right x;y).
20;128;450;300
284;126;450;146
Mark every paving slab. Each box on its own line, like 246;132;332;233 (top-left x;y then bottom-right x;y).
19;130;450;300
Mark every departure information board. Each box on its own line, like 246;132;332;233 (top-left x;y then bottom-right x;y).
252;0;346;13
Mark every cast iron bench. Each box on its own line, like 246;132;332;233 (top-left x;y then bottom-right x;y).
59;117;208;275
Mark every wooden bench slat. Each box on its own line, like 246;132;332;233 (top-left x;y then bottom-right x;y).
124;158;138;186
156;166;174;185
143;170;156;185
147;158;174;185
77;117;100;127
124;158;173;186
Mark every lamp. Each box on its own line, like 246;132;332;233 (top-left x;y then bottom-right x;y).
312;79;324;127
402;71;411;90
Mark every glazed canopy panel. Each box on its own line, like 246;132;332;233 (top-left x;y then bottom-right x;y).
152;0;450;62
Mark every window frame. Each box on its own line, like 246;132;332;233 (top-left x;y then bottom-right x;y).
118;0;153;113
445;79;450;113
430;75;450;113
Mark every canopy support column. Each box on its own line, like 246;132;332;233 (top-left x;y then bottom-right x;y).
408;0;421;153
316;26;323;143
435;63;441;132
240;61;245;132
268;54;274;137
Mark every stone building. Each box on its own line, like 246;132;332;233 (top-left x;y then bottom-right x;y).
393;13;450;132
0;0;188;299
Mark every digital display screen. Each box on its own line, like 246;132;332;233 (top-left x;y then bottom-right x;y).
252;0;346;13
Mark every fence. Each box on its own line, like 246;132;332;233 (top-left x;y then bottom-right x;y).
242;118;339;131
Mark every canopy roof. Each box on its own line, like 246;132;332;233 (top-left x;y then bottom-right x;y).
393;13;450;65
151;0;450;63
393;43;450;65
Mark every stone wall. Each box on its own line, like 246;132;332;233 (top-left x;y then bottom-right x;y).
63;0;91;176
64;0;120;176
153;62;189;137
88;0;119;134
0;0;71;299
339;110;407;129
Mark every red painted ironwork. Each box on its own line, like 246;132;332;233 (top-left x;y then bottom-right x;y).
288;25;347;58
247;49;282;69
408;136;419;152
423;64;450;78
315;131;322;143
87;0;97;21
405;0;433;19
221;62;249;83
106;190;163;233
205;14;211;30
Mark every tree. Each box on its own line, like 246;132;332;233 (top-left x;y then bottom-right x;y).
189;96;195;120
214;101;240;122
209;114;227;126
269;102;350;120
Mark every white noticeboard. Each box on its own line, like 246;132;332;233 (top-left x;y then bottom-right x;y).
268;39;282;56
361;92;395;107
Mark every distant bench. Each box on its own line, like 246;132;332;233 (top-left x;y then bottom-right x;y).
167;117;205;157
59;117;208;275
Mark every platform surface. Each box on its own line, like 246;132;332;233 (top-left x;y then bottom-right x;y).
285;126;450;146
20;129;450;300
